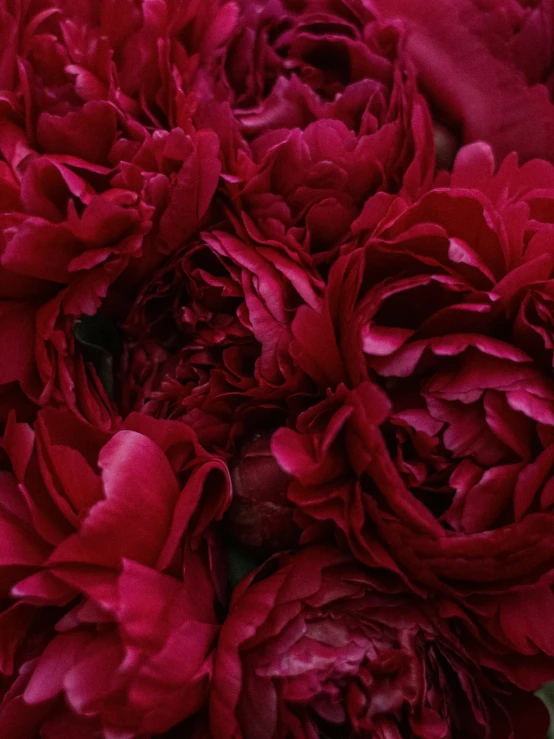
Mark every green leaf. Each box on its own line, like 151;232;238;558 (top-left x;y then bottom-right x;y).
537;682;554;739
74;315;121;399
226;540;263;591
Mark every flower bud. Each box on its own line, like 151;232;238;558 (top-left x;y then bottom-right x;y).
226;434;300;554
433;122;459;172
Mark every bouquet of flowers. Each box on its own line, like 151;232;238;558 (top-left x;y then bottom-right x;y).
2;0;554;736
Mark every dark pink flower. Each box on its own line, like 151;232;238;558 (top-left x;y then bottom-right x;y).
0;0;228;427
211;546;549;739
209;0;435;264
0;0;237;127
367;0;554;164
120;222;323;454
269;144;554;663
0;407;231;736
0;124;154;427
0;559;219;738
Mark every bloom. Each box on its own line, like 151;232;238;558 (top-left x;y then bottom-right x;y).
0;407;231;736
0;0;231;428
367;0;554;163
2;0;554;734
211;546;549;738
270;143;554;661
211;0;435;265
120;221;323;455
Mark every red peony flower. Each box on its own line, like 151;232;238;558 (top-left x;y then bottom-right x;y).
269;143;554;667
209;0;435;265
210;546;549;739
0;110;152;428
0;0;237;127
0;0;230;428
366;0;554;164
120;221;323;455
3;0;554;735
0;558;219;738
0;407;231;736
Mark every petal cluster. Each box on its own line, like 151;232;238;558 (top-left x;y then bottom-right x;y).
0;409;230;736
211;547;550;739
2;0;554;736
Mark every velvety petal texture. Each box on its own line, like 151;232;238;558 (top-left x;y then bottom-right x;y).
2;0;554;736
0;408;231;737
367;0;554;164
120;222;323;456
210;0;436;265
268;144;554;669
211;546;550;739
0;0;231;428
